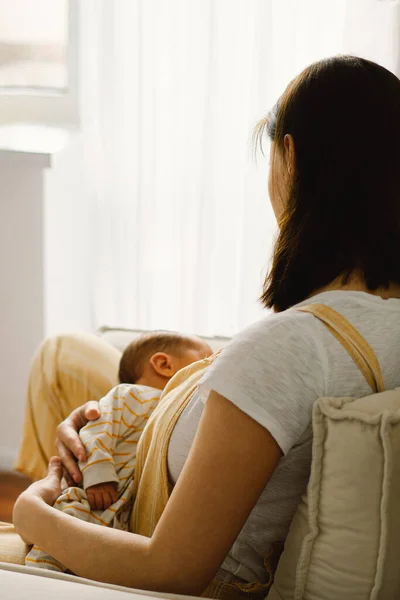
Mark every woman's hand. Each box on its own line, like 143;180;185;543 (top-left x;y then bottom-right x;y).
23;457;63;506
55;401;101;484
13;457;63;544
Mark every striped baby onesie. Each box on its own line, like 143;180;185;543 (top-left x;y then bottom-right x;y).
26;383;161;572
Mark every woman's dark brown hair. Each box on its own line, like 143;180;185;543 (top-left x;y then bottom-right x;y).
257;56;400;312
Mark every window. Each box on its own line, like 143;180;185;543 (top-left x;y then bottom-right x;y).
0;0;79;126
0;0;67;90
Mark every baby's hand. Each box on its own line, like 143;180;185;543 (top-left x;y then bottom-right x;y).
86;481;118;511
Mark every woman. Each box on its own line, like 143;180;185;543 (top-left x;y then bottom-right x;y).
13;56;400;596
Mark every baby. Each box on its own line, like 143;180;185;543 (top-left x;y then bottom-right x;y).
26;330;212;572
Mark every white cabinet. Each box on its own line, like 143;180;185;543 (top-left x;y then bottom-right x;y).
0;125;90;468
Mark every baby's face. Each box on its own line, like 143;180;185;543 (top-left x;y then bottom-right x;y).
175;341;213;372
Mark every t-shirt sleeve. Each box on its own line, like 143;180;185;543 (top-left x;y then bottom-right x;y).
198;313;327;455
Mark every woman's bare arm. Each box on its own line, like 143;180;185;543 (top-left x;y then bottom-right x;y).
14;391;282;595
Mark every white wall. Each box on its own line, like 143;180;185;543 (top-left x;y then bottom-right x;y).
0;158;46;468
0;135;92;470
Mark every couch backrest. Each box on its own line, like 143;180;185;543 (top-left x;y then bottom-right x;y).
97;325;231;353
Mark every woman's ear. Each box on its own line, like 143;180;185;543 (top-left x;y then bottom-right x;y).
149;352;174;378
283;134;295;177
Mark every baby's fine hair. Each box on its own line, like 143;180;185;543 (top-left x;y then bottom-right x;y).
118;330;200;384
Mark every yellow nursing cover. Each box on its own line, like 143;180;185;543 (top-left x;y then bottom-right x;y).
130;354;214;535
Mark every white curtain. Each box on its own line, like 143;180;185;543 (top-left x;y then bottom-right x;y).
79;0;400;337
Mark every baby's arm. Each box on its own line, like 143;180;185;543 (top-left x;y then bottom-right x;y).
79;384;155;510
79;387;124;509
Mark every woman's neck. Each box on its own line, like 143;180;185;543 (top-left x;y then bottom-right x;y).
314;275;400;300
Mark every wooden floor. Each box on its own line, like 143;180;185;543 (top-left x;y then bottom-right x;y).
0;471;31;522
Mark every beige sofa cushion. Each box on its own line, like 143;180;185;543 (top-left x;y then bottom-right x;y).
269;389;400;600
0;523;28;566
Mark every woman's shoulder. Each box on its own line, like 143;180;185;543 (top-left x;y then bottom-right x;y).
237;290;400;346
202;305;328;455
232;305;319;349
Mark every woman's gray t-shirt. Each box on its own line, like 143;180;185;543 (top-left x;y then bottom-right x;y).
167;291;400;583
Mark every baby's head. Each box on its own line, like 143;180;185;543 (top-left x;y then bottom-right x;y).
118;330;212;390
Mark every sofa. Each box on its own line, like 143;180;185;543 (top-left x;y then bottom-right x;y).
96;325;231;353
0;562;197;600
1;325;400;599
